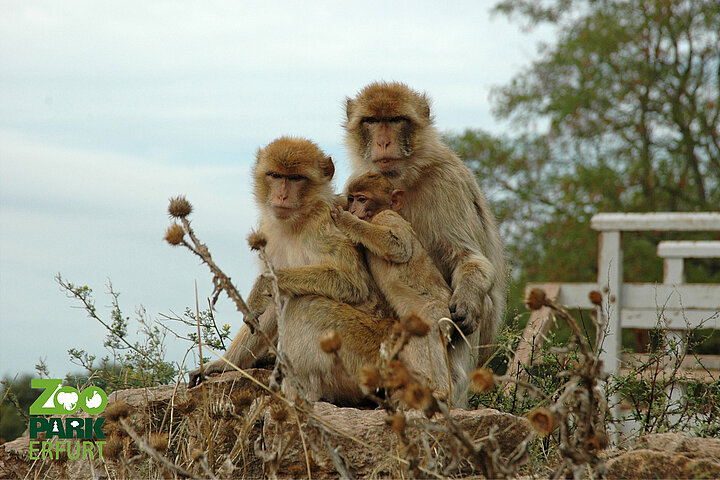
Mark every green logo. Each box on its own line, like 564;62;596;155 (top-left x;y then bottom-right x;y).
29;379;108;461
29;379;107;415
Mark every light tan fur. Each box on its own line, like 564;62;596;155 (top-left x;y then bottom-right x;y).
332;173;453;395
189;137;392;405
345;82;507;403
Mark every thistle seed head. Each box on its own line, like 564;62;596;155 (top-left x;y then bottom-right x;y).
469;367;496;393
526;288;547;310
168;195;193;218
164;223;185;246
527;407;557;436
247;230;268;251
403;315;429;337
319;330;342;354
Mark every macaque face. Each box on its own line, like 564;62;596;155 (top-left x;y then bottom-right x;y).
265;171;308;219
359;116;413;172
347;190;388;221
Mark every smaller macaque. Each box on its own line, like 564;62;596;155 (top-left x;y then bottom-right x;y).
331;172;453;395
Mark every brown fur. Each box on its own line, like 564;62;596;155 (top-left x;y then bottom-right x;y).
345;82;507;403
189;137;392;405
333;172;453;395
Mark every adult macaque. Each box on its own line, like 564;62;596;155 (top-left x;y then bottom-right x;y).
331;172;453;394
188;137;393;405
344;82;506;384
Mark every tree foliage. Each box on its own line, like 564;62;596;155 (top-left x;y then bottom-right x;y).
450;0;720;314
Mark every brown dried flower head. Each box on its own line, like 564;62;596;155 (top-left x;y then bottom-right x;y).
469;367;495;393
358;365;381;392
386;412;406;435
150;433;168;453
527;407;557;436
403;382;433;411
384;360;410;389
403;315;429;337
103;436;123;460
168;195;193;218
585;432;609;451
105;401;131;421
589;290;602;306
164;223;185;246
525;288;547;310
270;402;289;424
319;330;342;354
247;230;268;251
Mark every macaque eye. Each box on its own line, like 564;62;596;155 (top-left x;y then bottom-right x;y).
356;196;368;203
267;172;282;179
362;117;379;124
389;116;409;123
287;175;306;182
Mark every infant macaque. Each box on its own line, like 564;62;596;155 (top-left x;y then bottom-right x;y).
332;172;455;392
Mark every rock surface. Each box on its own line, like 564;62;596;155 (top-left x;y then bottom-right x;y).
1;370;533;478
605;433;720;479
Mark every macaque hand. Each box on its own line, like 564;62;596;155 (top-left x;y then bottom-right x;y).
449;287;494;336
188;359;225;388
330;206;358;229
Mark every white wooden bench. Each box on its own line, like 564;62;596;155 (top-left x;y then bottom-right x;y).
509;213;720;439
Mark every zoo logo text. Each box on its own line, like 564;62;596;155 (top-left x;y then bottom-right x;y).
28;379;108;461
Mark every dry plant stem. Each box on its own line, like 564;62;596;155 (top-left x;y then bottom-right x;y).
119;418;195;479
294;411;313;480
544;298;591;357
495;374;552;401
178;217;251;317
318;426;356;480
195;282;213;469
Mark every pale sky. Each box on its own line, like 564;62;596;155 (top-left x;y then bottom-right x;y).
0;1;546;380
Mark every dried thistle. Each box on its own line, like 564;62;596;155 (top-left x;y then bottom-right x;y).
402;315;429;337
150;433;168;453
270;402;289;424
469;367;495;393
589;290;602;306
358;365;381;392
247;230;268;251
105;401;131;421
584;432;609;451
525;288;547;310
403;382;433;411
386;412;406;435
319;330;342;354
385;360;410;389
168;195;193;218
164;223;185;246
527;407;557;436
103;436;123;460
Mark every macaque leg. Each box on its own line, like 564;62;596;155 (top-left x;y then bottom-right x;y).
399;303;452;398
278;295;390;406
188;306;277;386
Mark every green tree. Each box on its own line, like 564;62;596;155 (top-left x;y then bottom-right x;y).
0;375;39;442
449;0;720;316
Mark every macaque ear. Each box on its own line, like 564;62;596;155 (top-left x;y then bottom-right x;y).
390;190;405;211
321;156;335;179
345;98;354;121
420;94;431;119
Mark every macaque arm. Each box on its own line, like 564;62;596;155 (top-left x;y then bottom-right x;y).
274;261;370;304
334;210;413;263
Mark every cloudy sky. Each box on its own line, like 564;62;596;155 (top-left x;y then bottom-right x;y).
0;1;547;380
